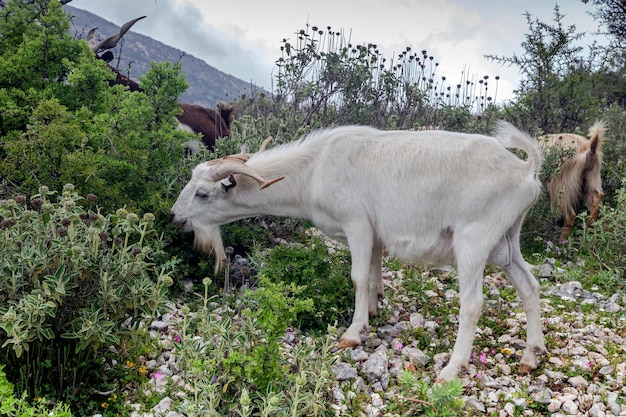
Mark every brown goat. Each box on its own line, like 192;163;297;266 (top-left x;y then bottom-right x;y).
86;16;234;150
177;103;235;150
537;121;606;242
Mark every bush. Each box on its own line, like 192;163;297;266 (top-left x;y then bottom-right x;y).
258;235;354;332
0;365;73;417
0;184;175;409
572;182;626;279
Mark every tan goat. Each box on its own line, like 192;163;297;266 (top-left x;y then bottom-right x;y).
538;121;606;242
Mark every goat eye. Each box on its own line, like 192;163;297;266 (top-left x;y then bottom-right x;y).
195;190;209;199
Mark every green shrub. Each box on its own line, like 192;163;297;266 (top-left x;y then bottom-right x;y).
259;236;354;332
598;104;626;207
393;371;466;417
571;182;626;279
0;365;73;417
0;184;175;410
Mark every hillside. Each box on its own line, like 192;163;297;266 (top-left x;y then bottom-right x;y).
63;5;264;107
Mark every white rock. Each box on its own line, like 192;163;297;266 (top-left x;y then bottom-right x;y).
549;357;564;366
503;402;515;415
466;398;486;412
409;312;424;328
567;375;589;388
588;403;606;417
548;398;562;412
152;397;172;414
561;399;579;415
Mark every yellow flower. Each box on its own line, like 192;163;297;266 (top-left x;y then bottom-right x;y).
101;402;109;408
126;360;135;368
139;365;148;376
500;347;513;355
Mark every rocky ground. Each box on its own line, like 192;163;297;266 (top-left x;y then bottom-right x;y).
326;262;626;417
124;256;626;417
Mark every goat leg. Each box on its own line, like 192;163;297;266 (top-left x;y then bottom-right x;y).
559;207;577;242
586;190;604;227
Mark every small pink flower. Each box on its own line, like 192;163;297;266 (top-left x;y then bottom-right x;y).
479;352;487;364
475;373;483;379
152;371;163;379
395;342;403;350
173;334;181;343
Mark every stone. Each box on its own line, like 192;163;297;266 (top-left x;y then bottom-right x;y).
549;357;564;366
510;338;526;350
424;320;438;331
333;362;358;380
466;398;486;412
538;262;554;278
152;397;172;414
561;399;578;415
361;351;388;382
499;363;511;376
350;348;370;362
607;392;620;415
548;398;562;412
588;403;606;417
444;289;457;300
598;365;614;375
409;312;425;328
567;375;589;388
401;346;430;367
545;370;567;380
531;388;554;404
511;397;527;408
503;402;515;415
332;387;345;402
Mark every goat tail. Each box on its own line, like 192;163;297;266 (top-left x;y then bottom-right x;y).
588;120;606;155
494;120;543;178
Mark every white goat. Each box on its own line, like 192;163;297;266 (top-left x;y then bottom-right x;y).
171;123;546;381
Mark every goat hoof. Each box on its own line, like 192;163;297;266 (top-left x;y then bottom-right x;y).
338;338;359;349
517;364;534;375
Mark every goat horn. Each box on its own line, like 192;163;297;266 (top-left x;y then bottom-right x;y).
258;136;273;153
89;16;146;52
207;158;284;189
227;135;275;162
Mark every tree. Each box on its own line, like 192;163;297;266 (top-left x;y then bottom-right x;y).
0;0;192;216
486;5;606;133
582;0;626;43
581;0;626;106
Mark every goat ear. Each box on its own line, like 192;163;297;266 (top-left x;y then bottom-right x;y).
220;174;237;192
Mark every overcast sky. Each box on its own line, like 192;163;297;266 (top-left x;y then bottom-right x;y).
68;0;603;103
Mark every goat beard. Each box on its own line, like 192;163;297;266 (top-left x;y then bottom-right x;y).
192;223;226;276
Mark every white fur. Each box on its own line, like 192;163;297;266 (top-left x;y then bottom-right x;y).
171;122;546;381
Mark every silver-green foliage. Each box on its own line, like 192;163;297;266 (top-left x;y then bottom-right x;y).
0;184;176;358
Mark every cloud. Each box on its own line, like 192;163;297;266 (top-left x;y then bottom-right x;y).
69;0;602;101
70;0;275;87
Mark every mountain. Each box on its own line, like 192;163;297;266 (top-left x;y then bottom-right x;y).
62;5;263;107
